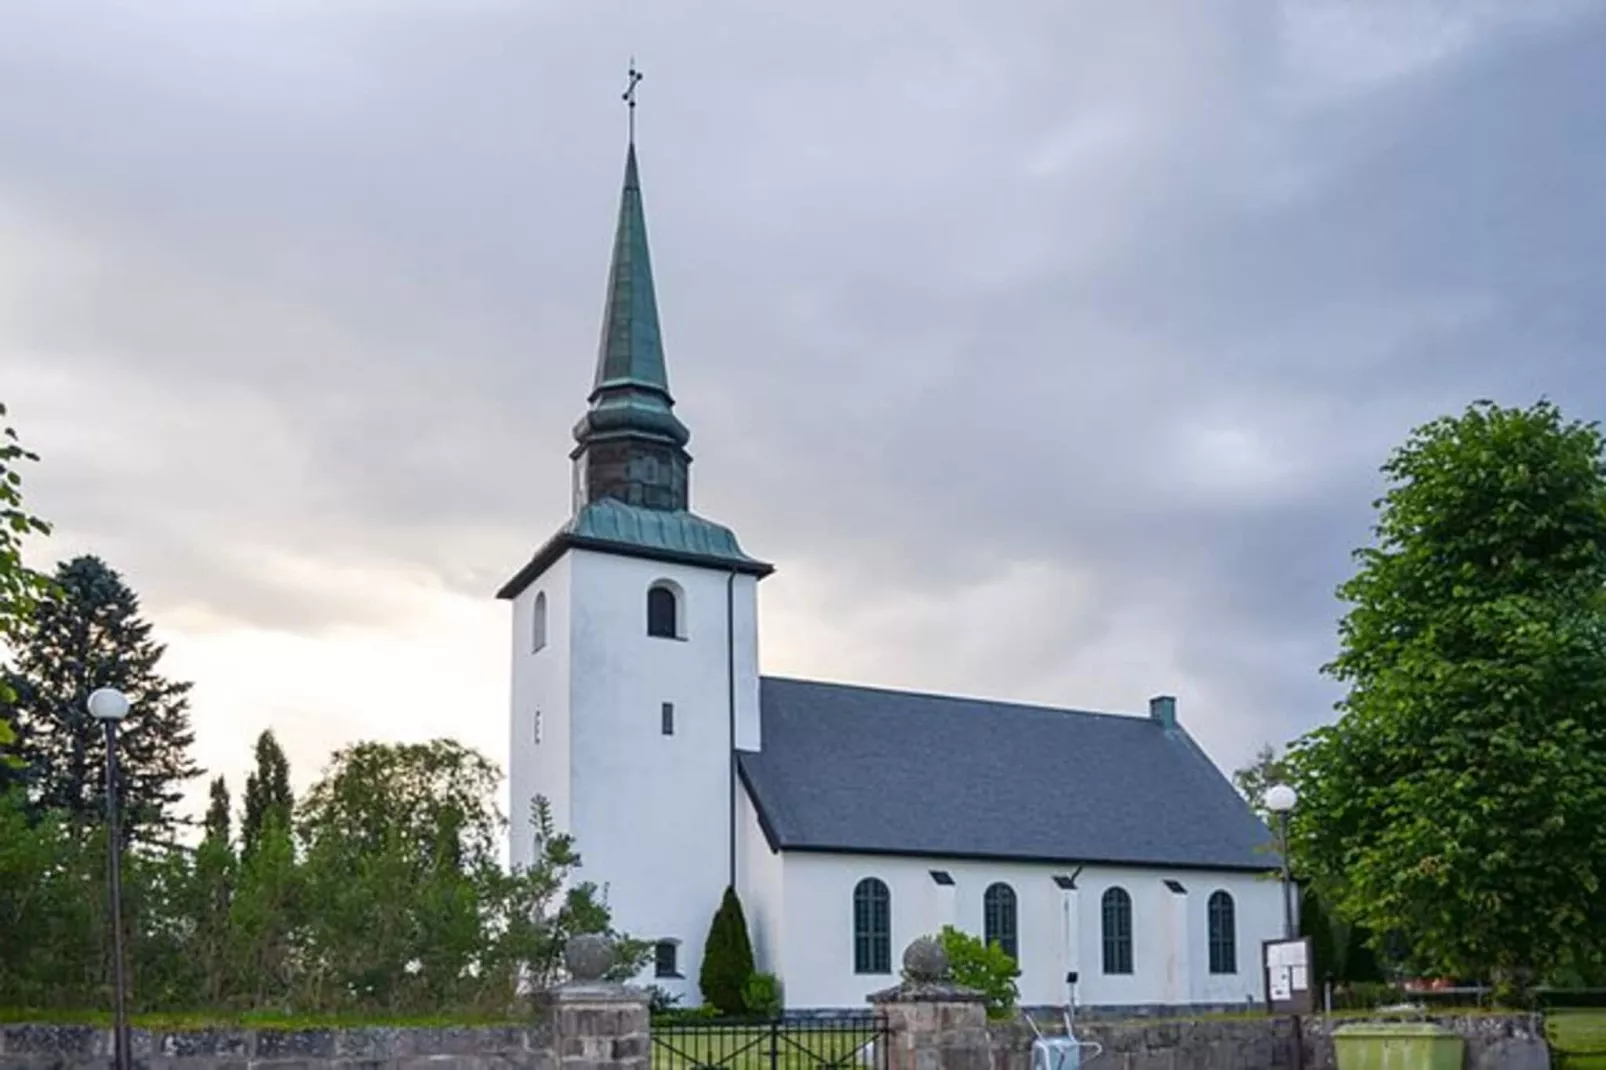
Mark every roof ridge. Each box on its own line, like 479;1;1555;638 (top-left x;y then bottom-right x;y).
759;673;1157;726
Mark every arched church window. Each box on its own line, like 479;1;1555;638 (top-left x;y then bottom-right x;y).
1208;890;1237;974
531;592;547;652
984;882;1019;963
1102;887;1133;974
647;583;680;639
853;878;891;975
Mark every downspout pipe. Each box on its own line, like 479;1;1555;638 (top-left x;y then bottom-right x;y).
727;569;737;890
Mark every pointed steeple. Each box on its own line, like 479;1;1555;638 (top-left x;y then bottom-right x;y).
495;70;773;603
590;145;674;402
571;142;692;512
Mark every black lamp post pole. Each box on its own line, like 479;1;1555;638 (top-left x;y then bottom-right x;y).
1279;810;1295;939
104;720;131;1070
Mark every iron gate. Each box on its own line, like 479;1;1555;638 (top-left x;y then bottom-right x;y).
651;1014;890;1070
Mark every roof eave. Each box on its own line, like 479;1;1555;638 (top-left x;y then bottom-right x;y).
496;530;775;601
736;758;783;854
764;841;1279;876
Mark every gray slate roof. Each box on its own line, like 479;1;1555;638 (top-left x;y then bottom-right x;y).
737;676;1277;872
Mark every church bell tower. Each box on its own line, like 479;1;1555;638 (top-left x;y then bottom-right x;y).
497;83;772;1003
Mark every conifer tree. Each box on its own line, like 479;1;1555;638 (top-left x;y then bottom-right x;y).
699;885;757;1017
242;729;293;857
2;555;200;842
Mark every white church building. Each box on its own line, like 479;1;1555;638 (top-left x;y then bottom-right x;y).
500;139;1285;1015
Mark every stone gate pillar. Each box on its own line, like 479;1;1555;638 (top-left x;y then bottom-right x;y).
869;938;991;1070
550;935;651;1070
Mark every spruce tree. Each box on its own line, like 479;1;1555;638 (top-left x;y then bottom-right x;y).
242;729;293;857
699;885;757;1017
2;555;200;842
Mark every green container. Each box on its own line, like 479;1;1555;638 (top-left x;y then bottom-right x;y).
1332;1021;1464;1070
1547;1010;1606;1069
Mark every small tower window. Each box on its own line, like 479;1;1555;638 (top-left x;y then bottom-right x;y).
531;592;547;653
661;702;675;736
647;583;680;638
533;709;542;745
654;939;681;978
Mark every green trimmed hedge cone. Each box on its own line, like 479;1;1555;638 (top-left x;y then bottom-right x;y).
699;886;757;1016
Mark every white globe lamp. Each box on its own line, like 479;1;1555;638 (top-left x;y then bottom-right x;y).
87;687;131;722
1266;783;1297;814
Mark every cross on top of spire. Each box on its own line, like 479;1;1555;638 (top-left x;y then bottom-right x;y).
623;61;644;144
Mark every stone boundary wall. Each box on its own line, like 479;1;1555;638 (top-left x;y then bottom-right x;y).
0;1012;1552;1070
990;1012;1550;1070
0;1023;554;1070
990;1016;1300;1070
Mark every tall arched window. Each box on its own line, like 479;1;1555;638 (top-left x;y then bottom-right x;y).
853;878;891;975
1208;891;1237;974
1101;887;1133;975
983;883;1019;962
647;584;679;638
531;592;547;652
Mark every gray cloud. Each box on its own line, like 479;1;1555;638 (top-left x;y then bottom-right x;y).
4;0;1605;796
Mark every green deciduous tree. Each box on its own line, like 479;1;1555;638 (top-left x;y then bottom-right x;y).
1288;399;1606;1001
0;790;101;1006
205;775;231;845
227;808;300;1007
699;885;757;1016
0;402;54;784
295;739;502;1011
191;776;238;1004
3;555;202;843
935;925;1020;1019
0;732;637;1016
1232;743;1290;823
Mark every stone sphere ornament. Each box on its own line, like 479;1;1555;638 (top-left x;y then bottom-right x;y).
564;933;616;983
902;936;950;983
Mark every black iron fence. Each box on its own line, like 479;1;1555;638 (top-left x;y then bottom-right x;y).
1324;982;1606;1013
651;1014;889;1070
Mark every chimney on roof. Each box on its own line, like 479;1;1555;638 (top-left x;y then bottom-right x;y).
1149;695;1177;730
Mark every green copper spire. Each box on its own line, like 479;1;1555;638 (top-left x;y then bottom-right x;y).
571;142;692;512
590;144;676;405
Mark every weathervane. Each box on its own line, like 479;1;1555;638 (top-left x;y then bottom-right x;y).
623;60;644;144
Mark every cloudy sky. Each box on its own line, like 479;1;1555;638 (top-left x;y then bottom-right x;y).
5;0;1604;825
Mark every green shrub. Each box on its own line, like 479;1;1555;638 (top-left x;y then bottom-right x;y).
934;926;1019;1020
743;973;782;1018
699;886;757;1016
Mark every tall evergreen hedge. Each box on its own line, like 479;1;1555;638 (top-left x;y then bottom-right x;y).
699;885;756;1016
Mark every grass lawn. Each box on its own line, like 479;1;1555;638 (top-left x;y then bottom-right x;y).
651;1025;877;1070
1548;1011;1606;1070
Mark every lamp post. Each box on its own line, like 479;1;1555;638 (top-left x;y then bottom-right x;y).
1265;782;1303;1068
87;687;132;1070
1265;783;1298;939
